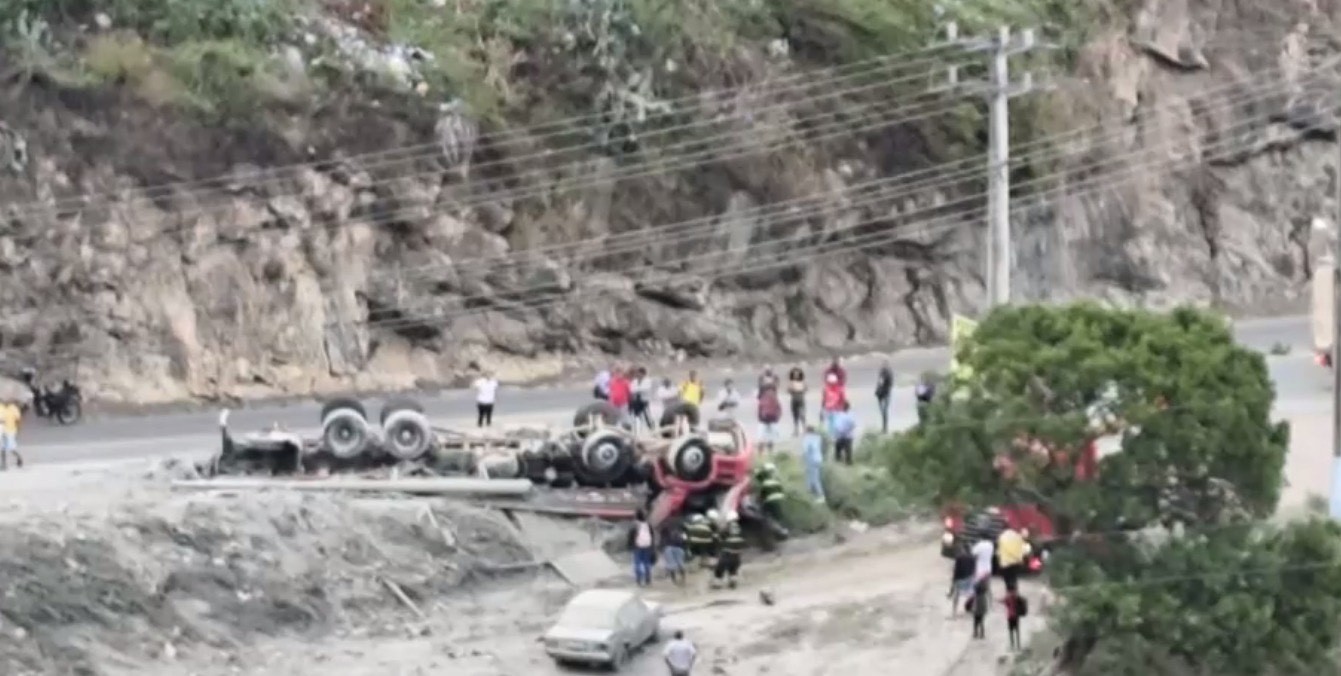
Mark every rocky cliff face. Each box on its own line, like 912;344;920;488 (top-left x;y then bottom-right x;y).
0;0;1335;404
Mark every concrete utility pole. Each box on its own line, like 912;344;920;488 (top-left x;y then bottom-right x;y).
1333;142;1341;518
942;23;1045;308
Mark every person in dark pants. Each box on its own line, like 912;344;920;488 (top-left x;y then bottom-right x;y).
914;373;936;425
829;401;857;465
948;545;975;616
874;361;893;433
786;367;807;436
473;372;498;427
1001;591;1023;650
629;509;656;587
711;514;746;589
683;513;715;567
971;579;989;639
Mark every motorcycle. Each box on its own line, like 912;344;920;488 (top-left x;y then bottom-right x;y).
19;369;82;425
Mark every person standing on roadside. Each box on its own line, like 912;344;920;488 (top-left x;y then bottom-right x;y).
971;578;989;639
679;370;704;406
629;508;655;588
996;526;1026;593
609;367;632;417
0;398;22;469
915;372;937;425
714;379;741;417
821;371;847;427
801;424;825;502
787;367;807;435
828;401;857;465
757;365;779;395
875;360;894;433
948;543;976;616
660;518;688;586
656;377;680;416
593;367;611;400
663;630;697;676
472;371;498;428
630;367;654;431
824;356;847;387
756;385;782;453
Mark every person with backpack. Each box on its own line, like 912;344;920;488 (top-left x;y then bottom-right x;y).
756;386;782;453
629;509;656;587
1000;590;1026;649
874;360;893;433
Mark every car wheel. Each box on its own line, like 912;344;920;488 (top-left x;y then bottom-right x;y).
666;436;714;482
319;397;367;424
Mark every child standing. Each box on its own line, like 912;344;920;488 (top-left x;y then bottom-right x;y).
1001;591;1024;650
971;579;989;639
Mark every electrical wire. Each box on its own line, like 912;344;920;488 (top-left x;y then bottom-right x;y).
357;73;1341;333
367;57;1332;291
4;49;986;220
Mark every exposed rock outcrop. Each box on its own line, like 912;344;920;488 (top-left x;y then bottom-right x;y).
0;0;1335;404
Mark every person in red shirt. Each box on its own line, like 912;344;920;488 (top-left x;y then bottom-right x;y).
1000;591;1023;650
820;372;845;427
608;367;632;413
823;356;846;387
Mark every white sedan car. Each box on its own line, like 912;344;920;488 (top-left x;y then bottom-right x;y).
543;589;663;669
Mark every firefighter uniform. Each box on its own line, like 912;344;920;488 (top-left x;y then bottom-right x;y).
712;514;746;589
684;514;716;564
756;464;785;520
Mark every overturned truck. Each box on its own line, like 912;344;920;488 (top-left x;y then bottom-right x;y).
207;397;769;530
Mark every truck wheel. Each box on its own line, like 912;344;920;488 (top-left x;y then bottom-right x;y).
379;397;425;426
322;406;371;459
573;401;622;428
659;402;700;429
666;437;713;482
382;409;434;460
320;397;366;424
574;429;634;485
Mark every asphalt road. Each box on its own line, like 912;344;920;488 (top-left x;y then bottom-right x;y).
14;314;1326;467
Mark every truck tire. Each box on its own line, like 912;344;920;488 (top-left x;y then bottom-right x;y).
573;401;622;428
320;397;366;424
574;429;634;485
322;407;372;459
659;402;700;429
382;409;434;460
665;436;713;482
379;397;425;426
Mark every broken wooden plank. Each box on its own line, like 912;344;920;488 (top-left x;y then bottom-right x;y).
379;576;426;619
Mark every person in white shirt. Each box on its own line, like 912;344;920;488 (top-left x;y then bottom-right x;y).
971;537;995;583
714;379;740;416
663;630;697;676
592;368;611;400
473;372;498;427
630;367;654;430
655;378;680;417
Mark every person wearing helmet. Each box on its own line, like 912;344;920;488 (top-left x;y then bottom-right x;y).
684;512;716;567
711;512;746;589
754;463;785;521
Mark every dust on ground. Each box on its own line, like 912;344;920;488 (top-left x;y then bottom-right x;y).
0;458;1047;676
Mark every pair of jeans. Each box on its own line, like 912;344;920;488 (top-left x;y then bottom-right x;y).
804;461;825;500
633;547;655;585
876;394;890;432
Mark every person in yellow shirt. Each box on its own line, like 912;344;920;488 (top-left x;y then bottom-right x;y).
996;527;1027;592
679;371;704;406
0;398;23;469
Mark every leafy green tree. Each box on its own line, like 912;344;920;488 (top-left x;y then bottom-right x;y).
874;302;1341;673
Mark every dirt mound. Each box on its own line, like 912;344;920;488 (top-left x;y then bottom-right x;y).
0;490;533;676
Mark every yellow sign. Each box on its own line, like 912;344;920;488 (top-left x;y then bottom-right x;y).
949;314;978;382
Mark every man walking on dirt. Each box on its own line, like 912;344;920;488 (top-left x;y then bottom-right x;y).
711;512;746;589
663;630;697;676
875;360;893;433
0;397;22;469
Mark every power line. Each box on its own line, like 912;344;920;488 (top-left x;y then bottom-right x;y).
357;76;1341;334
368;59;1328;292
5;50;983;220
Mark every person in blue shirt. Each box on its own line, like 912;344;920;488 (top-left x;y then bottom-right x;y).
801;424;826;503
828;402;857;465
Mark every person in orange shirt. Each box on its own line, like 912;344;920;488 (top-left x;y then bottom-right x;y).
0;398;23;469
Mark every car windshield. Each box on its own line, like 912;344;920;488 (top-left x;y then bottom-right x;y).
558;603;618;630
